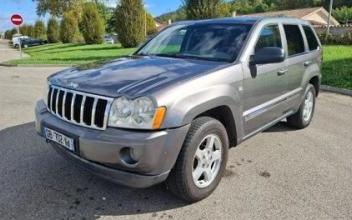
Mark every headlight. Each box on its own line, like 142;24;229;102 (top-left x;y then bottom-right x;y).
108;96;166;129
43;81;50;106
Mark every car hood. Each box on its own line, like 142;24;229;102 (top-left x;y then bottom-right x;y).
49;56;228;97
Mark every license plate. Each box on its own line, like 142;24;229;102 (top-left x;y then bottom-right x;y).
44;127;75;151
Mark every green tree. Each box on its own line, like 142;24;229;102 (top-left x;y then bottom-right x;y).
47;17;60;43
60;11;80;43
5;29;18;39
184;0;227;19
115;0;145;48
34;20;46;39
33;0;83;16
333;6;352;24
80;2;105;44
146;13;157;35
19;24;34;37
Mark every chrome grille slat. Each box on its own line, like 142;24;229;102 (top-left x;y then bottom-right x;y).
47;86;113;130
71;93;76;121
91;99;98;128
62;91;67;118
80;96;86;125
55;90;60;116
50;88;55;113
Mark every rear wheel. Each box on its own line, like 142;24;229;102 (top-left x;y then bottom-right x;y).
166;117;229;202
287;84;316;129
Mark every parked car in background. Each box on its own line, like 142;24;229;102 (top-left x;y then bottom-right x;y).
21;38;47;48
12;35;28;48
104;35;115;44
35;17;322;202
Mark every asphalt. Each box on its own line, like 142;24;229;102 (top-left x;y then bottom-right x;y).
1;39;352;220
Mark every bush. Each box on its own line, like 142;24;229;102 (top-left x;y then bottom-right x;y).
80;3;105;44
116;0;146;48
47;18;60;43
320;32;352;45
60;11;80;43
34;20;46;39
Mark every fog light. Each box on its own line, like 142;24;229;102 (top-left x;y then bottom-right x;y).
130;148;143;161
120;147;143;165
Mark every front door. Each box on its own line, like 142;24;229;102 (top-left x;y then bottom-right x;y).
242;24;288;135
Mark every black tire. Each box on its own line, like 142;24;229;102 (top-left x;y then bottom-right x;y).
166;116;229;202
287;84;316;129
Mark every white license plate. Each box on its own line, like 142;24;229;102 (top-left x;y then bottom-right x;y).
44;128;75;151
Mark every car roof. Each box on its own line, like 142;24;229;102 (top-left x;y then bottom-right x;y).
173;16;311;26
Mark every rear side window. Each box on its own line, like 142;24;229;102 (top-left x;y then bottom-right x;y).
255;24;282;52
283;25;305;56
303;26;319;51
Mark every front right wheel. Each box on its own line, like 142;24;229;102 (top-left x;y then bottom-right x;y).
166;117;229;202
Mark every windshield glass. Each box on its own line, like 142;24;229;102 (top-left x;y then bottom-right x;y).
137;23;253;62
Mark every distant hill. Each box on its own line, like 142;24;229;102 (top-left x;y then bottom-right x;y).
155;7;186;23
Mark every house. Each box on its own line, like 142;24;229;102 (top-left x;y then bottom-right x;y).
244;7;340;26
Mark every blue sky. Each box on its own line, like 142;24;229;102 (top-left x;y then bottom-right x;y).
0;0;182;32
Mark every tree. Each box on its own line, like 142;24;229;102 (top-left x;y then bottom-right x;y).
34;20;46;39
47;18;60;43
33;0;83;16
115;0;145;48
80;3;105;44
183;0;227;19
5;29;17;40
19;24;34;37
146;13;157;35
333;6;352;24
60;11;80;43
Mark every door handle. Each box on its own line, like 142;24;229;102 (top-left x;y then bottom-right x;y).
277;69;288;76
304;61;312;67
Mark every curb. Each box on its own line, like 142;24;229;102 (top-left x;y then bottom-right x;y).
0;63;72;68
321;85;352;97
16;64;73;68
0;63;17;67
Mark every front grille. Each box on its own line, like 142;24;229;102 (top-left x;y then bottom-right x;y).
47;85;113;130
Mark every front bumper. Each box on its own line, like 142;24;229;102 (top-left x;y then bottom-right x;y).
35;100;190;188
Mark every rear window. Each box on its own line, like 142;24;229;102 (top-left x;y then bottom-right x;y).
303;26;319;51
283;25;305;56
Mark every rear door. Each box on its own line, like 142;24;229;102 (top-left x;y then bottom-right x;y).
283;24;308;94
242;23;288;135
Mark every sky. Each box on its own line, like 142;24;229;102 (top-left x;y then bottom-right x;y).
0;0;182;32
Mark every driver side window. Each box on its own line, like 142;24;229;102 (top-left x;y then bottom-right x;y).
255;24;282;52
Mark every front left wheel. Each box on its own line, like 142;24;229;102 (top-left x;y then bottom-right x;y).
166;117;229;202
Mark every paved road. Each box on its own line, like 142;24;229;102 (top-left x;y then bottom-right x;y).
1;43;352;220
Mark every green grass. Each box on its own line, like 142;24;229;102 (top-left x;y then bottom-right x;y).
8;43;136;65
322;45;352;90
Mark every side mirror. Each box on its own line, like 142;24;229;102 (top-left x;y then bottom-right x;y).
250;47;285;65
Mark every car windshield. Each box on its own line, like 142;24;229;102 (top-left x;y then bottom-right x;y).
137;23;253;62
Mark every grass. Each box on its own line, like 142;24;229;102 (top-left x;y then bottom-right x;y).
7;43;136;65
5;43;352;89
322;45;352;90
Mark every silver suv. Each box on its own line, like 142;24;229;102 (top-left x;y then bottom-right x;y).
35;17;322;202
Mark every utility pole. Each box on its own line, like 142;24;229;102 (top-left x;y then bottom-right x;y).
325;0;334;42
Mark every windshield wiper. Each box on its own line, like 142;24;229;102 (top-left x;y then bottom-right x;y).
153;53;180;58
